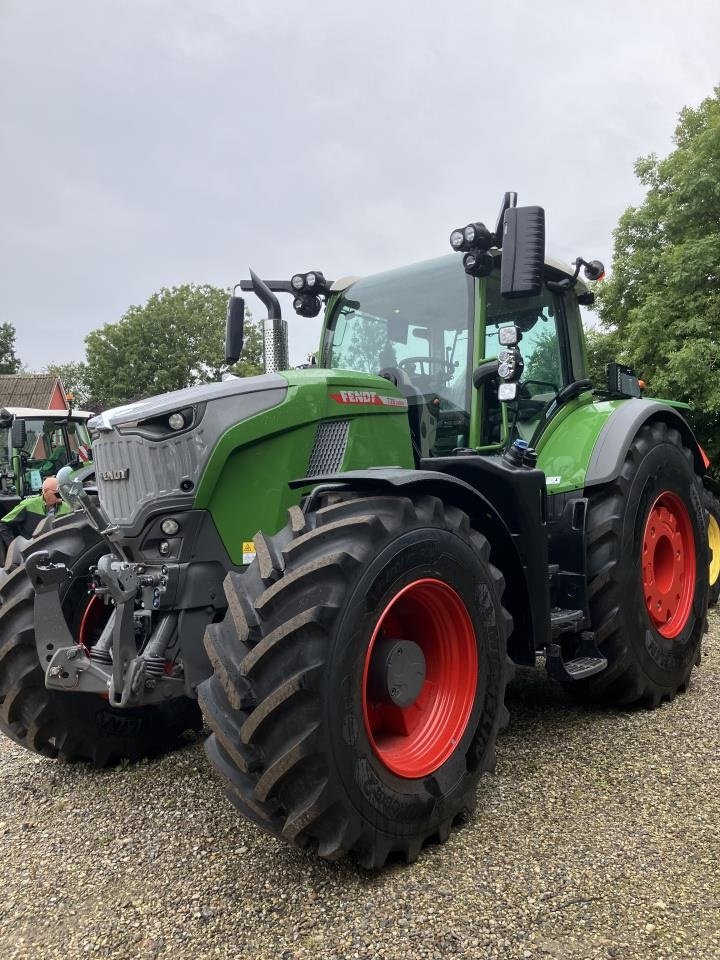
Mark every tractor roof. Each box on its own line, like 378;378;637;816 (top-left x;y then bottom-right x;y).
0;406;92;421
330;254;590;295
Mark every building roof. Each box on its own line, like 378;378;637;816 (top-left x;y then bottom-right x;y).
0;375;67;410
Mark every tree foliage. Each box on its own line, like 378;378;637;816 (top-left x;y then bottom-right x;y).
45;362;94;411
583;326;623;389
0;322;21;375
594;87;720;458
84;284;263;409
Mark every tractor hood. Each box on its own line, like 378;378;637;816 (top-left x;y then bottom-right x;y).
88;373;288;433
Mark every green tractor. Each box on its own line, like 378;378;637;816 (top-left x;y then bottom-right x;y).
0;195;709;867
0;406;94;565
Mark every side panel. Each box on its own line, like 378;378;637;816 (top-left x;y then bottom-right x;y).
535;396;624;494
536;396;703;496
194;370;415;565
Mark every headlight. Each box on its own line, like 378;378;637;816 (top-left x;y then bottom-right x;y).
463;224;476;244
305;272;317;288
291;274;305;291
449;229;465;250
160;518;180;536
168;412;185;430
497;346;524;382
498;325;520;346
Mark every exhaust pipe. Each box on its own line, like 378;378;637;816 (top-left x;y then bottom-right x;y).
249;269;289;373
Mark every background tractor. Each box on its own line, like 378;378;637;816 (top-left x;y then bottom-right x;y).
0;406;94;565
0;194;709;867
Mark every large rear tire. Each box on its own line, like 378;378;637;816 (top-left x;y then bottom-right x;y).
199;494;512;868
571;421;707;707
0;517;202;766
703;488;720;607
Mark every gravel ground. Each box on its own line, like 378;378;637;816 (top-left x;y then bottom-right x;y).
1;618;719;960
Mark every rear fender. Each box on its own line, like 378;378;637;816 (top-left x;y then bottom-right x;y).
585;400;705;486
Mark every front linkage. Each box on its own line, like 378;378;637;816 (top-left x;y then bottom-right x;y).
29;473;188;710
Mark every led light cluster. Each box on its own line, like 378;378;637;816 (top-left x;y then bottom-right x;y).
449;221;494;277
291;271;328;318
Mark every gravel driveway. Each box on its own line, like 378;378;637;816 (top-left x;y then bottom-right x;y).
1;614;719;960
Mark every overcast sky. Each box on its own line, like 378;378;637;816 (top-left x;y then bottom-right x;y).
1;0;719;371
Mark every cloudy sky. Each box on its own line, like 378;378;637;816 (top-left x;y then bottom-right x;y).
1;1;718;371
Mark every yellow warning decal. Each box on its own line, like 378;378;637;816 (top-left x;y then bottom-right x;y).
242;541;256;565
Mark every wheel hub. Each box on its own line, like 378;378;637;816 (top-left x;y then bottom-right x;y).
642;491;696;639
367;638;426;708
362;577;478;779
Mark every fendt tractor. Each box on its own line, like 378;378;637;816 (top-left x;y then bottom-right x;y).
0;195;710;869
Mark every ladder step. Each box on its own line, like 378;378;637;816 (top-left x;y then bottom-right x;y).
545;633;608;683
561;655;608;680
550;607;584;637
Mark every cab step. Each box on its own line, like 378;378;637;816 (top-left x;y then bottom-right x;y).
545;632;608;682
550;607;584;638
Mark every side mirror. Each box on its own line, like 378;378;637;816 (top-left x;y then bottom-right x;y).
583;259;605;282
225;293;245;365
11;419;26;450
500;205;545;299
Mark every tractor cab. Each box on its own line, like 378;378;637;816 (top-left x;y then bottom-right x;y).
0;407;93;511
319;252;594;461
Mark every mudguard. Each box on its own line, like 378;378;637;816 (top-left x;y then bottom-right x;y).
290;463;549;664
584;400;705;486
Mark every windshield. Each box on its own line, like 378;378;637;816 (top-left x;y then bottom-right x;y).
323;256;472;456
22;417;91;485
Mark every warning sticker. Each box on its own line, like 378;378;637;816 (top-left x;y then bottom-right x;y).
330;390;407;409
242;541;256;565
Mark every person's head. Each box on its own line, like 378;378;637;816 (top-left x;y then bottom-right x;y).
42;476;62;507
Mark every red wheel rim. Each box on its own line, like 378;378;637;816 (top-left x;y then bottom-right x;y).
642;491;696;639
361;578;478;778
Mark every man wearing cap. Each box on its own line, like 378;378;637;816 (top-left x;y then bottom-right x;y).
0;477;72;549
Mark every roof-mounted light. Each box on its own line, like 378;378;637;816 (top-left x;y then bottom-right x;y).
290;271;328;295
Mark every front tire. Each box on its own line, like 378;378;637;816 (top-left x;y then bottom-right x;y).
0;517;202;766
573;421;707;707
199;494;512;868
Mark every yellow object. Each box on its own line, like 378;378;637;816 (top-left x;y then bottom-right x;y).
708;512;720;588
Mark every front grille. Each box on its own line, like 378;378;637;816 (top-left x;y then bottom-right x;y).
307;420;349;475
93;430;208;527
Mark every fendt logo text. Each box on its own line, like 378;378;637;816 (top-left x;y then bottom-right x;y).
100;468;130;481
330;391;408;409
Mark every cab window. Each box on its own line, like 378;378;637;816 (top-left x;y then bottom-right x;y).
325;256;473;455
483;272;566;444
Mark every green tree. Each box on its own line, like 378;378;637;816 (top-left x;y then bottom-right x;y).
0;322;21;374
583;326;623;388
84;284;263;409
595;87;720;458
45;361;94;410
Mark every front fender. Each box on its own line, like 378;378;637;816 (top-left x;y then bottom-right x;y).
291;464;548;665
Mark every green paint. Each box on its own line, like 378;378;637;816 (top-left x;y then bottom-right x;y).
536;394;624;493
194;369;414;564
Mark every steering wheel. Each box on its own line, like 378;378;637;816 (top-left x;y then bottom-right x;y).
399;357;456;382
515;380;559;421
519;379;559;399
